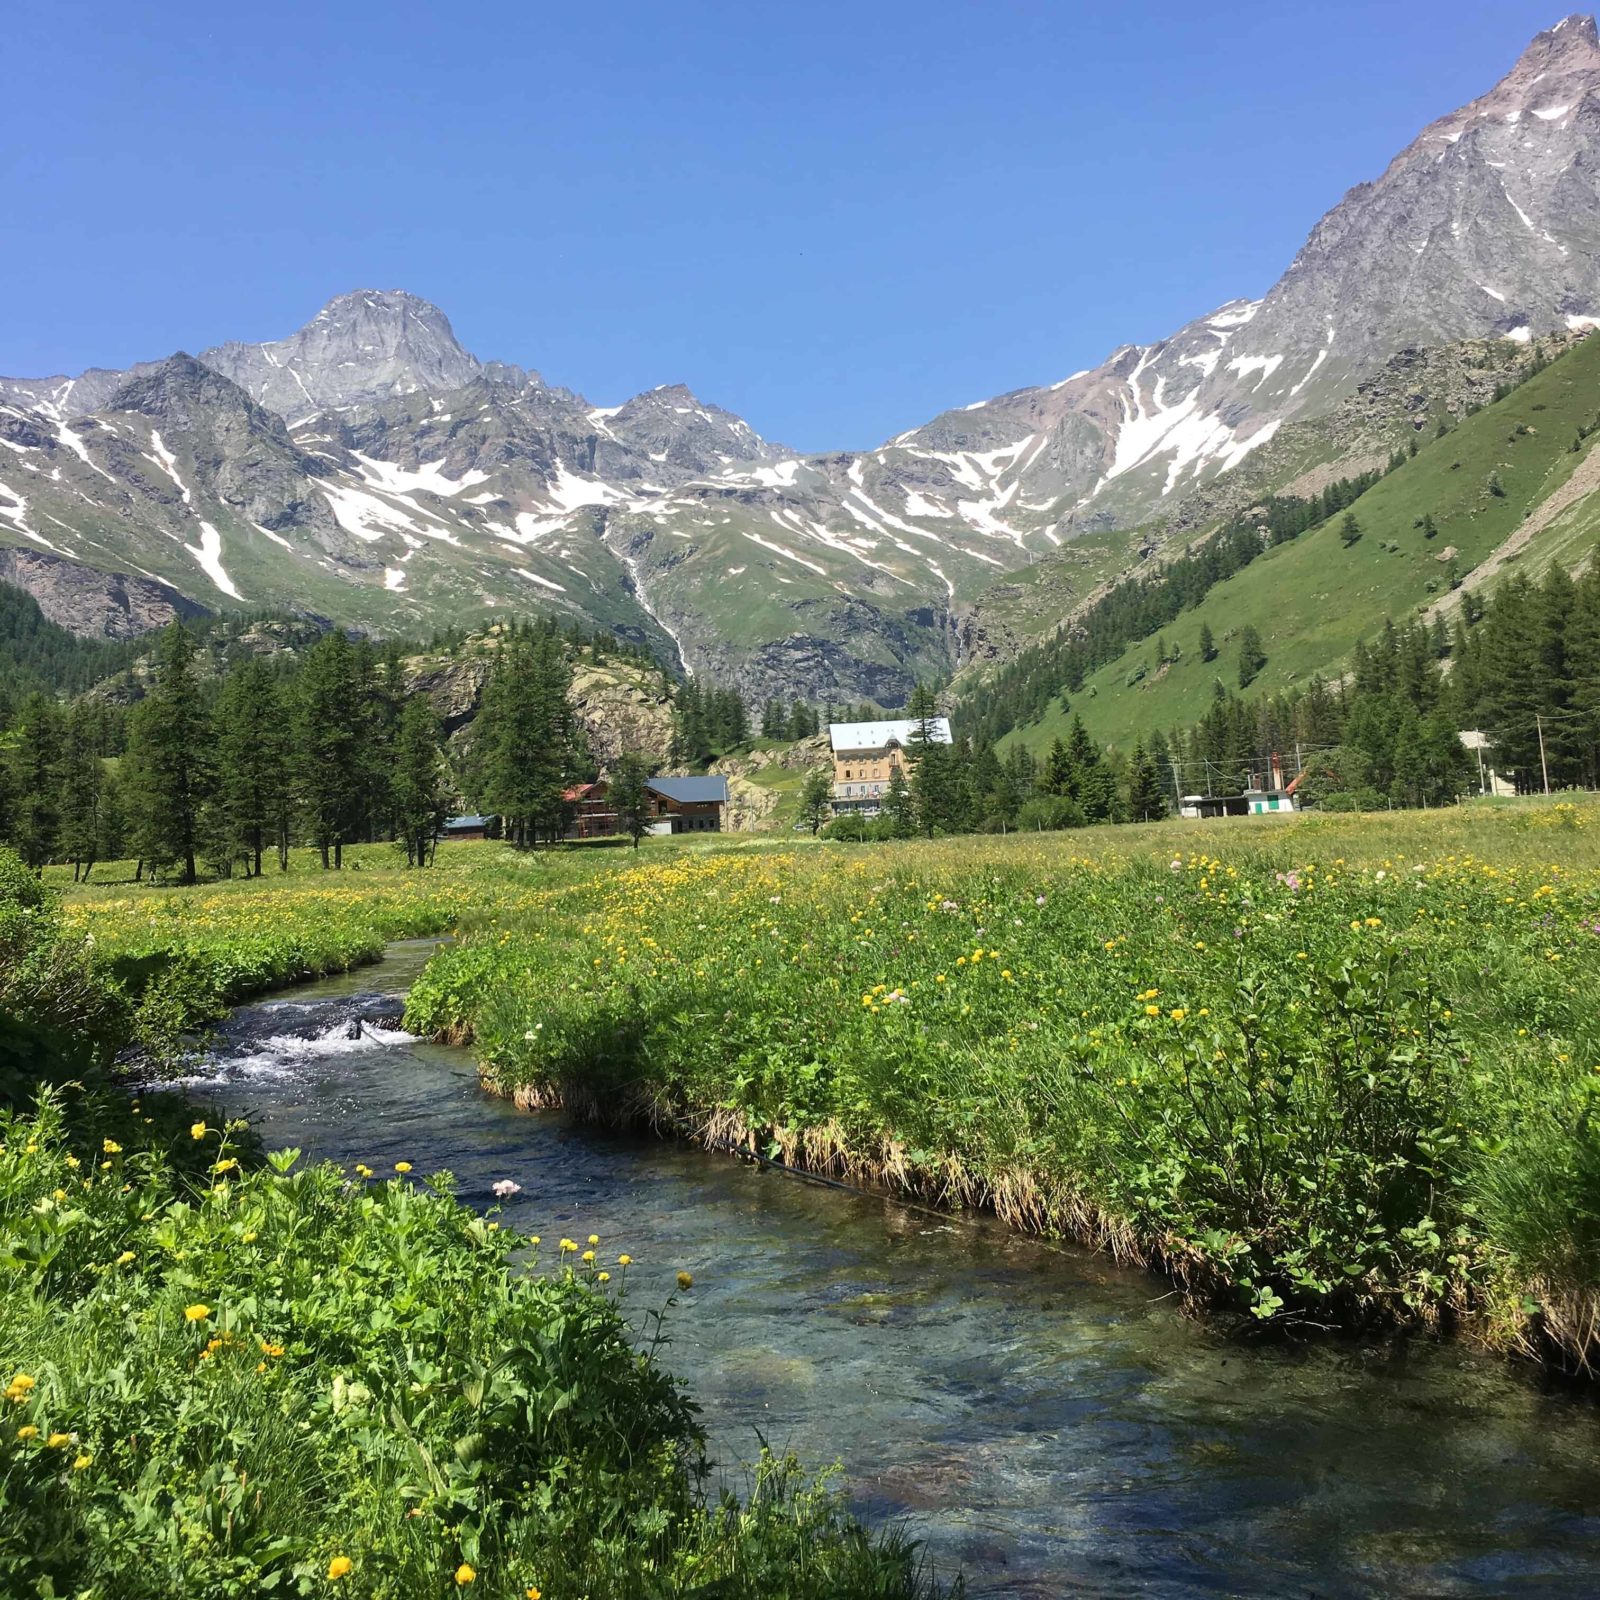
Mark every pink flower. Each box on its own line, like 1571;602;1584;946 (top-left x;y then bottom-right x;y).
492;1179;522;1199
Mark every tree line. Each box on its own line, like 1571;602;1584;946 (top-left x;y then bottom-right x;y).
815;685;1172;841
0;623;450;882
1159;561;1600;809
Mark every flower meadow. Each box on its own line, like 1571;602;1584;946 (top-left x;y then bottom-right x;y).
0;1096;937;1598
2;850;944;1599
14;802;1600;1593
404;807;1600;1369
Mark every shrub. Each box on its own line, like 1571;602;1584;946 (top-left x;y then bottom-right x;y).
0;1093;940;1599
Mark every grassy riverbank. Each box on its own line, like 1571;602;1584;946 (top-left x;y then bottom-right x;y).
52;841;602;1039
2;853;947;1598
51;806;1600;1373
397;802;1600;1371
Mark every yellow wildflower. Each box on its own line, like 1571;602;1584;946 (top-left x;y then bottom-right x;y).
184;1304;211;1322
394;1161;413;1173
101;1139;122;1155
46;1432;70;1448
677;1271;694;1290
190;1123;207;1140
328;1555;353;1580
617;1254;632;1266
16;1425;38;1440
456;1564;476;1586
73;1454;91;1470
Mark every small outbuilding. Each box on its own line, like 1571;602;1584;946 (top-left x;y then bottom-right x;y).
441;814;498;841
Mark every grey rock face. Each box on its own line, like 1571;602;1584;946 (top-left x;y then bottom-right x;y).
106;355;349;551
0;547;208;639
199;290;483;420
913;15;1600;541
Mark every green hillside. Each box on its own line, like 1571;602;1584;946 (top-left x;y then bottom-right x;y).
999;333;1600;756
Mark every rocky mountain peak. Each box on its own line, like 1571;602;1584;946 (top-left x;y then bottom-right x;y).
106;352;283;431
1513;14;1600;74
198;290;482;421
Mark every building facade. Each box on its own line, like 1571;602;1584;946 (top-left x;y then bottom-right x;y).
561;775;729;838
827;717;953;816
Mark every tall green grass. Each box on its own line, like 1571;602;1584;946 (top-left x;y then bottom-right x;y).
403;805;1600;1370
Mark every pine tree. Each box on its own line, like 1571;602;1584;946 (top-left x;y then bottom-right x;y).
127;624;212;883
1566;564;1600;785
798;768;833;836
1237;625;1267;689
294;630;367;869
1126;739;1167;822
96;766;127;870
392;696;449;865
905;684;955;836
1064;716;1116;822
609;753;653;849
1339;512;1363;547
1198;621;1217;662
476;632;581;845
5;693;64;869
57;703;104;882
1043;736;1075;797
881;769;916;838
216;659;290;877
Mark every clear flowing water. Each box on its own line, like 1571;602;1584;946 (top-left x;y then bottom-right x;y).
180;943;1600;1598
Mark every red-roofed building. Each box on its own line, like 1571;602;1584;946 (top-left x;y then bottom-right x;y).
560;776;729;838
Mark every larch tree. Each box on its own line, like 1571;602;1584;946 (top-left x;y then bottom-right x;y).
391;695;449;866
609;753;653;849
217;658;290;877
127;624;212;884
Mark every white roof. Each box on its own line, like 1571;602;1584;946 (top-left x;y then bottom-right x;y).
829;717;953;751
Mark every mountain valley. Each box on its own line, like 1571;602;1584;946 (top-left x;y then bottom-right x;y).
7;17;1600;719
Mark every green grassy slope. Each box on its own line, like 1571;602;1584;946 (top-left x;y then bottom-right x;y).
1000;334;1600;755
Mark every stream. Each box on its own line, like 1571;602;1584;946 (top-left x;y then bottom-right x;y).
176;942;1600;1597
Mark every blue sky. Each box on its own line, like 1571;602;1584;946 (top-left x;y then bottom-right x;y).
2;1;1577;450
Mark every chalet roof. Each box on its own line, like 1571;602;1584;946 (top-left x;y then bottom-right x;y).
646;775;729;804
443;814;494;830
829;717;952;752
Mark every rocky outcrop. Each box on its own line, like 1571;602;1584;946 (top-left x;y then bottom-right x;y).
402;635;676;766
0;547;208;639
709;733;830;833
569;663;676;769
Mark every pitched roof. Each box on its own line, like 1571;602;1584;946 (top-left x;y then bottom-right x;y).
646;775;728;804
444;814;494;829
829;717;952;751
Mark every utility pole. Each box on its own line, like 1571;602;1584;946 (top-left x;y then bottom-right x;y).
1537;715;1551;796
